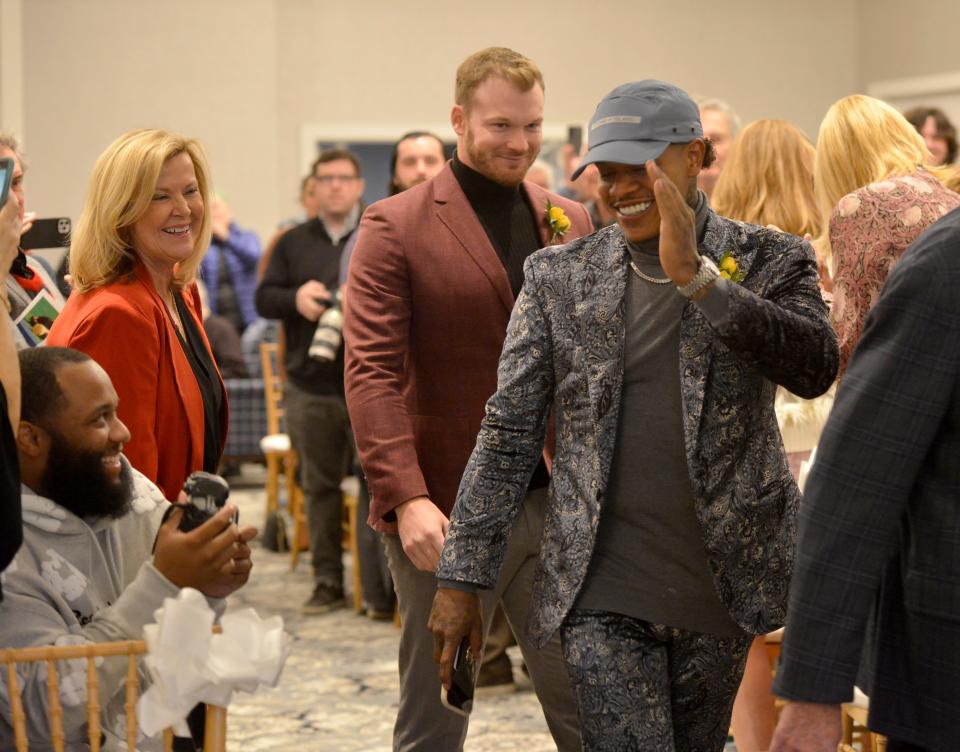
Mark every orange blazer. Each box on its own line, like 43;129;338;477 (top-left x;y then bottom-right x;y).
47;262;228;500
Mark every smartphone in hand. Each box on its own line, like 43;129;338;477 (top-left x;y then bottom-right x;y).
0;158;13;208
440;637;479;716
20;217;71;250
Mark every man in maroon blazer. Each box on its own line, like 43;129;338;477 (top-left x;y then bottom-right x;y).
345;47;591;751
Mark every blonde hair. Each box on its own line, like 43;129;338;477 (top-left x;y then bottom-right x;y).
454;47;544;109
712;119;820;238
813;94;954;256
70;128;212;293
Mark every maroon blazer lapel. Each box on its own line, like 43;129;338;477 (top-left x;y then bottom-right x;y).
432;166;514;314
522;182;555;248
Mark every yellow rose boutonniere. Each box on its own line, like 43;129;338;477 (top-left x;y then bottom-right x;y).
546;200;572;243
718;251;745;283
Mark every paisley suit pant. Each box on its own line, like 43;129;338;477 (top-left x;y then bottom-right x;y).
561;609;751;752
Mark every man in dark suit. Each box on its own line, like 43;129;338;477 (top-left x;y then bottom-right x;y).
771;208;960;752
344;47;591;751
429;80;838;751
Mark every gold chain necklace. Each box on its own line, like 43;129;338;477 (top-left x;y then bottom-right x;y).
628;259;672;285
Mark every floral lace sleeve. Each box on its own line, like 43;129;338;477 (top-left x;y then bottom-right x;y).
829;171;960;376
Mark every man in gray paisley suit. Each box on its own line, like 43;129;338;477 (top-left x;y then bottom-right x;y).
429;80;839;751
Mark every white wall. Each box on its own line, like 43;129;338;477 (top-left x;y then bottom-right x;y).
16;0;862;246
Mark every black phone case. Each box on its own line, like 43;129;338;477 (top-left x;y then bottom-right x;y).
443;637;477;715
20;218;71;251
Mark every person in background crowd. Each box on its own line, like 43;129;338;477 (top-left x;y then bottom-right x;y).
0;346;255;750
338;131;447;287
200;195;262;335
713;117;832;752
715;118;830;288
256;148;364;615
47;129;227;501
345;47;590;751
526;159;555;190
388;131;447;196
0;132;66;346
276;174;323;232
696;97;740;198
0;190;23;600
815;95;960;377
196;279;248;379
429;79;837;752
904;105;957;166
771;204;960;752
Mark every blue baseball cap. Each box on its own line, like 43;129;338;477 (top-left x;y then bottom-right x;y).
571;80;703;180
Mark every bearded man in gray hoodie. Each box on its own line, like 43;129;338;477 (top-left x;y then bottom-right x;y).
0;347;257;750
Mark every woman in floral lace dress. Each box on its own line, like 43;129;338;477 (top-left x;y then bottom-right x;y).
815;95;960;377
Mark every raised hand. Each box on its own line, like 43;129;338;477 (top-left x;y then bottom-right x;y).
647;159;699;287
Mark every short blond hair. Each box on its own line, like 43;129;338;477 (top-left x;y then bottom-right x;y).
712;119;820;238
70;128;212;293
813;95;950;256
454;47;544;109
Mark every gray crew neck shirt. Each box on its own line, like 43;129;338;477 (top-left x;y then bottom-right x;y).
574;194;743;637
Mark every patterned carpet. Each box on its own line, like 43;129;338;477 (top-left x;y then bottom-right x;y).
225;479;558;751
225;474;738;751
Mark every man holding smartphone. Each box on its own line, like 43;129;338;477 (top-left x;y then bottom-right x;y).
345;47;590;751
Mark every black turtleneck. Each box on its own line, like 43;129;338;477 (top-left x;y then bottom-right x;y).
451;154;544;297
451;153;550;490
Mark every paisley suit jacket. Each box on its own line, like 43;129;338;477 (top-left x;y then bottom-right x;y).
437;212;839;646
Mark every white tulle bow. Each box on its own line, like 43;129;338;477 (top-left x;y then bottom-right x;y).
137;588;291;737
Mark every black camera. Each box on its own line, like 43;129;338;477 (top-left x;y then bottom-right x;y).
177;471;232;532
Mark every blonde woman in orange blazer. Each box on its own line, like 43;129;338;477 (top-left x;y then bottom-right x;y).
48;129;227;500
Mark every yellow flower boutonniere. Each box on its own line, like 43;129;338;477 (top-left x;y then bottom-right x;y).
718;251;745;283
546;200;572;243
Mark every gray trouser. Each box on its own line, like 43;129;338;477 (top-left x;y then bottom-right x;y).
561;610;752;752
283;383;351;587
384;487;581;752
356;473;395;611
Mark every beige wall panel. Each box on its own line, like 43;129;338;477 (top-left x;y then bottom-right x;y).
20;0;279;249
857;0;960;84
277;0;858;217
20;0;860;244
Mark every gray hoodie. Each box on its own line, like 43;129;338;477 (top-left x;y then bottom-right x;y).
0;461;221;750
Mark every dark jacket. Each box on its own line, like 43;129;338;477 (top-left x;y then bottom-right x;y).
774;206;960;752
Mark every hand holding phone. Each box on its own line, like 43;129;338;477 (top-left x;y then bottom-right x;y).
440;637;479;716
428;586;484;714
